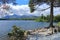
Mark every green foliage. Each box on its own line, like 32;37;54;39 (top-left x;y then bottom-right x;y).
37;0;42;2
29;0;60;13
57;22;60;32
29;0;47;13
57;22;60;26
54;15;60;22
27;31;31;35
29;0;35;12
8;25;26;40
35;14;48;22
0;18;36;20
35;15;60;22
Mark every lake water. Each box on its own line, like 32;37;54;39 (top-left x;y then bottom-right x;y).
27;33;60;40
0;20;58;40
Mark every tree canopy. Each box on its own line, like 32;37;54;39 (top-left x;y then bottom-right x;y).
29;0;60;12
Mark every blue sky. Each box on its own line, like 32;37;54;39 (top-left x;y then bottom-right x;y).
0;0;60;17
16;0;29;5
15;0;60;16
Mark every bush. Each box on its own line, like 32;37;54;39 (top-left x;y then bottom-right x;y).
57;22;60;32
57;22;60;26
8;25;26;40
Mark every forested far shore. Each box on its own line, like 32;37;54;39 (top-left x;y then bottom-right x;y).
35;14;60;22
0;14;60;22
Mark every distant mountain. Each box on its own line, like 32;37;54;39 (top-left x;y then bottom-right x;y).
2;14;38;19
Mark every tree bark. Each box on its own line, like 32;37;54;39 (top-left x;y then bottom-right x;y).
49;0;54;27
49;0;54;34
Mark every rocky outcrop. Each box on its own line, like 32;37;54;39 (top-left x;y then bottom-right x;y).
28;26;60;36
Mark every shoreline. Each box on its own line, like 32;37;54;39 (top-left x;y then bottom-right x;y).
27;26;60;36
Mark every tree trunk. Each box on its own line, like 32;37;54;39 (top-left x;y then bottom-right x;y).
49;0;54;34
49;0;54;27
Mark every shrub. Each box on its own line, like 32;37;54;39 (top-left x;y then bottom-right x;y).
57;22;60;32
8;25;26;40
57;22;60;26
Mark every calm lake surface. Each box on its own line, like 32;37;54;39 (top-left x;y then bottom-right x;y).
0;20;58;40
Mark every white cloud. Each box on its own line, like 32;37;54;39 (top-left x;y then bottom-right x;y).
9;4;41;16
8;4;52;16
0;3;60;18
